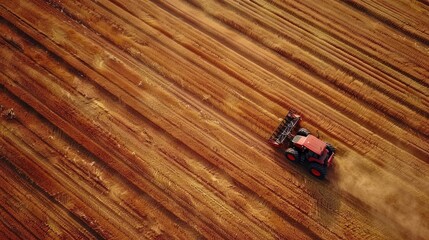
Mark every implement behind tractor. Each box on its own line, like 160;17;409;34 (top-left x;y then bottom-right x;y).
269;111;301;147
269;110;335;179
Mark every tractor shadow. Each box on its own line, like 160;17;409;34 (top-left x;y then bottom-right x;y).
303;159;343;228
272;143;342;228
285;154;343;227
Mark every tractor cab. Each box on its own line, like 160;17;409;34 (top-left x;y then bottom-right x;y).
292;135;326;155
292;135;334;167
269;110;336;179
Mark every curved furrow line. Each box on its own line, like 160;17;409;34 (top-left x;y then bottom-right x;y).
342;0;429;45
176;0;429;146
271;0;429;88
0;85;199;239
222;0;429;116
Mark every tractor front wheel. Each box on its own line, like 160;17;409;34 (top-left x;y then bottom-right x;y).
308;163;327;179
297;128;310;136
285;148;299;163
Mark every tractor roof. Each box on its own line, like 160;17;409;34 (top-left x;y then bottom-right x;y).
293;135;326;155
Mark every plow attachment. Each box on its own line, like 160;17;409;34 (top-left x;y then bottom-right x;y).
269;110;300;147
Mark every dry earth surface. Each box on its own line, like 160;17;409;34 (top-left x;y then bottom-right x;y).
1;0;428;239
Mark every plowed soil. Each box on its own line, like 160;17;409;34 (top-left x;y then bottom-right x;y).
1;0;428;239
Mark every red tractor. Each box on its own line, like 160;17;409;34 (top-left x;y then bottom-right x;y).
269;110;335;179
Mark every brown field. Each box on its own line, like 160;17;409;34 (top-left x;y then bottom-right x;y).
1;0;428;239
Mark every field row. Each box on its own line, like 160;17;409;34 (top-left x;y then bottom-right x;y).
1;0;428;239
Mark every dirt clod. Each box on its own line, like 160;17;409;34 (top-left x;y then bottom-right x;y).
2;108;16;120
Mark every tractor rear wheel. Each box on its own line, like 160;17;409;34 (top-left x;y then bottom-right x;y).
285;148;299;163
297;128;310;136
308;163;327;179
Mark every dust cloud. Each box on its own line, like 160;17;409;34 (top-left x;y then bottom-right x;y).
335;151;428;239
